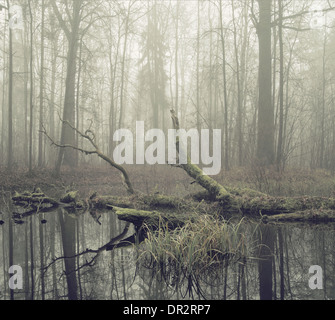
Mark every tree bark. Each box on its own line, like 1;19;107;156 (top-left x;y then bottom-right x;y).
256;0;275;165
53;0;82;173
7;0;13;171
38;0;45;168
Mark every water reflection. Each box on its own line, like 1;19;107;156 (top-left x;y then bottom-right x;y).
0;204;335;300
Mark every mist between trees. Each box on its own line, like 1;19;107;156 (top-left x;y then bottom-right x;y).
1;0;335;174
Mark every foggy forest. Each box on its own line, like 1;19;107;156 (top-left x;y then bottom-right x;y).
1;0;335;302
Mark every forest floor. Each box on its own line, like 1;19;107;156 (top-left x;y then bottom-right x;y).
1;164;335;200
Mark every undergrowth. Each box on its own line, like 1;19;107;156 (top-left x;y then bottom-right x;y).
137;215;256;283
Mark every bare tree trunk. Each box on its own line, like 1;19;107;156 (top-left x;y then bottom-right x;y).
320;23;327;168
231;1;243;166
1;19;8;166
256;0;274;165
108;10;120;157
48;14;58;166
7;0;13;171
23;17;29;168
53;1;81;173
38;0;45;168
75;38;83;167
276;0;284;171
196;1;200;132
118;1;131;129
219;0;229;171
175;1;179;117
28;0;34;172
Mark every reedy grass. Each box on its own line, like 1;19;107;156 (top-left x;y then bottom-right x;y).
138;215;250;281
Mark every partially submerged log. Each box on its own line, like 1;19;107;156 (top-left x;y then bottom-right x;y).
111;206;196;228
11;190;198;228
262;209;335;223
11;188;335;225
238;194;335;216
170;110;232;206
12;188;59;208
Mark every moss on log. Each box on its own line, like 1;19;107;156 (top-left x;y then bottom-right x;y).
11;187;335;225
111;206;195;228
239;195;335;216
262;209;335;223
12;190;59;208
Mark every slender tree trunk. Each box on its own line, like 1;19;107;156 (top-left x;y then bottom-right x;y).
256;0;274;165
232;1;243;166
29;0;34;172
108;13;121;156
49;31;57;165
38;0;45;167
54;1;81;173
118;2;131;129
1;19;7;166
196;1;200;132
219;0;229;171
75;38;83;167
175;1;179;117
320;24;327;168
208;3;213;129
7;0;13;171
276;0;284;171
23;19;29;167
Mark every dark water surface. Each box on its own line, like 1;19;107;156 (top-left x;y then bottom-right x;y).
0;201;334;300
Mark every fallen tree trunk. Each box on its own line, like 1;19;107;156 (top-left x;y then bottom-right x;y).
170;110;232;205
261;209;335;223
11;188;335;225
11;189;200;227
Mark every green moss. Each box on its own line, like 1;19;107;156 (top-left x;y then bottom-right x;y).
60;191;79;203
112;206;195;228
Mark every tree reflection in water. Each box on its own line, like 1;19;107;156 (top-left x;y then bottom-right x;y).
0;205;335;300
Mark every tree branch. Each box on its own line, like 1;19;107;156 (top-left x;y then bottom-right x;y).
41;121;135;195
50;0;71;39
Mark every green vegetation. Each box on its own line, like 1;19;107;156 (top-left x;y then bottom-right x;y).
138;215;250;278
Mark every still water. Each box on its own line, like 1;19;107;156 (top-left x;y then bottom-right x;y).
0;204;334;300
